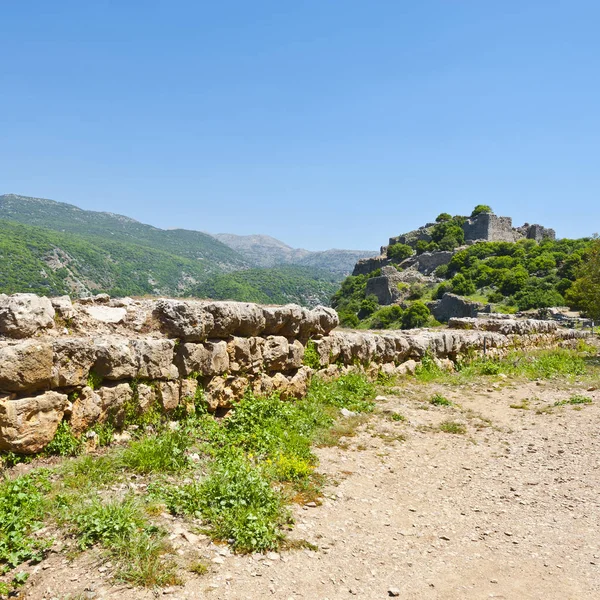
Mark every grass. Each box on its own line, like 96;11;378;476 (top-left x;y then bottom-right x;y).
121;428;192;474
554;394;593;407
430;393;452;406
438;420;467;435
509;399;531;410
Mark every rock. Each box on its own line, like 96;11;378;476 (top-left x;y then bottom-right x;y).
262;337;304;372
428;293;491;322
175;340;229;377
0;293;55;338
0;340;54;392
227;336;264;373
70;386;102;434
153;299;215;342
137;383;157;412
52;338;96;387
96;383;133;426
93;337;138;380
51;295;75;319
157;381;180;411
0;391;69;453
203;301;266;337
131;338;178;379
179;378;198;411
388;588;401;597
340;408;357;418
84;305;127;324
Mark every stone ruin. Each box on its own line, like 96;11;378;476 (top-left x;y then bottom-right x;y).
462;213;555;244
0;293;587;454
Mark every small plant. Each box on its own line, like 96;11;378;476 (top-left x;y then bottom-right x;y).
189;559;209;575
122;429;191;474
439;420;467;434
387;412;406;422
430;393;452;406
44;421;83;457
554;395;593;407
303;340;321;369
86;370;103;390
510;399;531;410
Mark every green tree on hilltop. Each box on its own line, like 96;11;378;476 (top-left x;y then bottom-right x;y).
566;237;600;321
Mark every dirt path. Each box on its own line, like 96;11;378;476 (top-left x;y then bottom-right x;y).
27;379;600;599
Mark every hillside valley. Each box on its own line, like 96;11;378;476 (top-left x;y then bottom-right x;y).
0;194;375;306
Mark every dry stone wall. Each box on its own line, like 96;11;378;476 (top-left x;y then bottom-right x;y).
0;293;588;454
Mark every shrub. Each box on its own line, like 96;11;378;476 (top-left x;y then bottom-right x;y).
471;204;493;217
450;273;475;296
402;301;431;329
387;243;413;263
430;394;452;406
44;421;83;457
122;429;191;474
303;340;321;369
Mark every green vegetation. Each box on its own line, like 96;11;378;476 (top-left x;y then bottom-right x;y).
430;393;452;406
0;373;378;586
554;394;592;407
0;194;368;307
387;243;413;263
193;265;339;307
438;420;467;434
566;237;600;321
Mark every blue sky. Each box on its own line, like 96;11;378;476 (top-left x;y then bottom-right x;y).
1;1;599;250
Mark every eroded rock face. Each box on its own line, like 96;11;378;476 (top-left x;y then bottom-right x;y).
0;341;54;392
0;391;69;453
153;299;215;342
0;294;55;338
70;386;102;434
52;338;96;388
95;383;133;426
262;337;304;372
448;317;559;335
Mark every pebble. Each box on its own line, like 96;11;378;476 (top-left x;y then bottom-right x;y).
388;588;401;597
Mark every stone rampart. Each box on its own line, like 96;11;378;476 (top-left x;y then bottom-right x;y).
0;294;588;454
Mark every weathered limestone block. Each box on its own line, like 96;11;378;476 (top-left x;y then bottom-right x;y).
428;293;491;323
448;317;558;336
204;375;248;411
285;367;313;399
297;305;339;339
262;305;305;337
175;340;229;377
0;391;69;454
0;340;53;392
262;337;304;372
157;381;180;411
179;379;198;411
138;383;157;412
70;386;102;434
52;338;96;387
96;383;133;425
51;295;75;319
153;299;215;342
203;302;266;337
227;336;264;373
252;373;275;397
84;305;127;324
93;337;137;380
131;338;178;379
0;293;55;338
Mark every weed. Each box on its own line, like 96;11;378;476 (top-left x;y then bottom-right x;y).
303;340;321;369
439;420;467;434
122;429;191;474
94;422;116;447
60;454;122;490
86;370;103;390
44;421;83;457
189;559;209;575
430;393;452;406
0;471;52;572
510;399;531;410
554;394;593;407
386;412;406;422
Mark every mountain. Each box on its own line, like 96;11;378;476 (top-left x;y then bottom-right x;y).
0;193;371;306
212;232;376;275
0;194;248;272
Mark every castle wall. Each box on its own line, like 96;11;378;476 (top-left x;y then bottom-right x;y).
0;294;587;454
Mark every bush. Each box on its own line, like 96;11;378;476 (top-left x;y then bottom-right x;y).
450;273;476;296
402;301;431;329
387;243;413;263
471;204;493;217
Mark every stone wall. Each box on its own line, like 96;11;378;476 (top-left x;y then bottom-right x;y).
0;294;587;454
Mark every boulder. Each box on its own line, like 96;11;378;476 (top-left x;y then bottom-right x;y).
137;383;157;412
0;341;54;392
428;293;491;322
70;386;102;434
96;383;133;426
203;302;266;337
84;305;127;324
175;340;230;377
157;381;180;411
0;391;69;454
0;293;55;338
93;337;137;380
153;299;215;342
51;296;75;319
227;336;264;373
262;336;304;372
131;338;178;379
52;338;96;387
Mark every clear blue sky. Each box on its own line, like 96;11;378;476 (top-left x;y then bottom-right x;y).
1;1;598;250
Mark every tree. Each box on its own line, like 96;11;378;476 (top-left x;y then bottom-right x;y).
565;238;600;320
450;273;476;296
387;243;413;263
436;212;452;223
402;301;431;329
471;204;493;218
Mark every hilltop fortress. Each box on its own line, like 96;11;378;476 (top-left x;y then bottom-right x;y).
354;210;555;277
